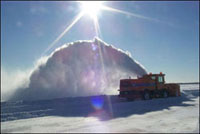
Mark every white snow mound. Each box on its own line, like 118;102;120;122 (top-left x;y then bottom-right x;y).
10;37;147;101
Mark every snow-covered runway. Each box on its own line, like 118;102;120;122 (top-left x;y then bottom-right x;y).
1;84;199;133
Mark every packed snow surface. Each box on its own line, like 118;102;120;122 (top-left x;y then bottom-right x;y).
1;84;199;133
7;37;147;101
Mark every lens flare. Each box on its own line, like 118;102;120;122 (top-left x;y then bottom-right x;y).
80;1;103;19
91;96;104;110
102;6;162;23
42;1;164;56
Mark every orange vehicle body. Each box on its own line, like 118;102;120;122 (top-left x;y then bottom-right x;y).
118;72;180;100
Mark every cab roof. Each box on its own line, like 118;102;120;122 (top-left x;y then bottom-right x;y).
145;73;165;76
120;73;165;81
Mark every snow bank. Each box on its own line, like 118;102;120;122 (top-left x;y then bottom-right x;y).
9;37;147;101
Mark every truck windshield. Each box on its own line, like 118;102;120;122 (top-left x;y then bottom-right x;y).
151;76;156;80
158;76;163;83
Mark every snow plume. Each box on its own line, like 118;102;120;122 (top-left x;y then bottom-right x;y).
1;68;31;102
9;37;147;101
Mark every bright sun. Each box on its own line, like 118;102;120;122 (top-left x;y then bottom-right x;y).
80;1;103;19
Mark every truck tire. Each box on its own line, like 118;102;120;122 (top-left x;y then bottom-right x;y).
143;91;151;100
163;90;168;98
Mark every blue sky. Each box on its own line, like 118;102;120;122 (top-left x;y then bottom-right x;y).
1;1;199;82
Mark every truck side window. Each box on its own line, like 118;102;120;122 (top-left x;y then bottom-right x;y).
120;82;131;87
151;76;156;80
158;76;163;83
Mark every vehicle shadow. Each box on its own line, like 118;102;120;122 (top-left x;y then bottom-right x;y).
1;88;199;122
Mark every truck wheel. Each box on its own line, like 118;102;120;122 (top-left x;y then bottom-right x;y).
143;91;150;100
163;91;168;98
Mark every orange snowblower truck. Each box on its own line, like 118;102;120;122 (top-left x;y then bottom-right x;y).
119;72;180;101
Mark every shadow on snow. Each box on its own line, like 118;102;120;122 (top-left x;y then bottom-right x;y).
1;88;199;122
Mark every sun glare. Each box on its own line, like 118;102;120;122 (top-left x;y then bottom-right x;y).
80;1;103;19
43;1;159;56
